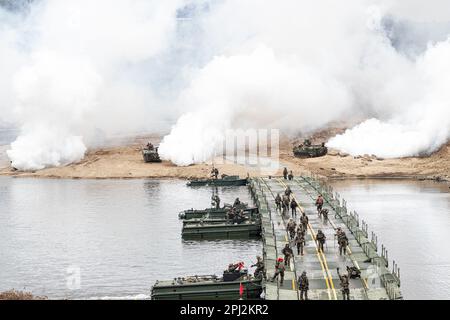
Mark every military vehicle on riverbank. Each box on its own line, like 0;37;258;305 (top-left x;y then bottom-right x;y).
142;143;161;163
293;139;328;158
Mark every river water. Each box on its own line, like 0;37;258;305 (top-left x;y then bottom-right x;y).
1;177;449;299
0;178;261;299
330;179;450;300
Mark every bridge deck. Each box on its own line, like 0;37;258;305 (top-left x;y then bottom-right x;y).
250;176;402;300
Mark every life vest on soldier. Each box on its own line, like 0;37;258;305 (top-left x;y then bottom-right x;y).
316;196;323;206
235;261;244;270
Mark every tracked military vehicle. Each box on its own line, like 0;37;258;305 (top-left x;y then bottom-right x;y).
142;143;162;163
293;139;328;158
151;265;263;300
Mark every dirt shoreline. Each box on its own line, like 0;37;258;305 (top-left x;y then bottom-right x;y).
1;137;449;182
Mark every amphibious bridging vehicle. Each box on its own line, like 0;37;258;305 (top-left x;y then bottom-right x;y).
181;220;261;240
179;205;259;220
187;175;248;187
151;270;263;300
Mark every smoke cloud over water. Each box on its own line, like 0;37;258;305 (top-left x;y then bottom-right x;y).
1;0;450;169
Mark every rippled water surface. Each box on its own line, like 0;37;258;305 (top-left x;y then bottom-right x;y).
330;179;450;300
1;177;449;299
0;178;261;299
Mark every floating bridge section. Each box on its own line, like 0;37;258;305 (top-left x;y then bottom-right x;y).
249;175;402;300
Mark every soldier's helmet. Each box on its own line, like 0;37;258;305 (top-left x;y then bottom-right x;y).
257;256;262;261
302;271;307;276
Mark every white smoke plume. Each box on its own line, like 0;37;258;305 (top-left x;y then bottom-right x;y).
327;38;450;157
158;45;352;164
0;0;183;170
160;0;450;164
1;0;450;169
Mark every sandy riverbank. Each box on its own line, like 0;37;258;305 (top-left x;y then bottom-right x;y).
1;132;449;181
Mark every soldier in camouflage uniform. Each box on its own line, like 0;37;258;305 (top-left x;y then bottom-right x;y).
227;207;236;220
337;267;350;300
298;271;309;300
297;222;306;236
251;256;266;280
275;193;282;211
212;195;221;209
300;212;309;232
210;167;219;179
346;266;361;279
282;243;294;267
321;208;329;222
315;195;324;215
282;195;290;215
271;258;286;285
286;219;297;240
316;229;326;252
290;199;299;218
295;231;306;256
338;230;348;256
233;209;246;224
285;186;292;197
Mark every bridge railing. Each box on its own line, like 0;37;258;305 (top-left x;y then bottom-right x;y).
299;176;402;299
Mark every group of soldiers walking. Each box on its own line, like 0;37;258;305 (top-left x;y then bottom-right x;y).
274;188;299;218
266;170;361;300
282;167;294;181
221;168;360;300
